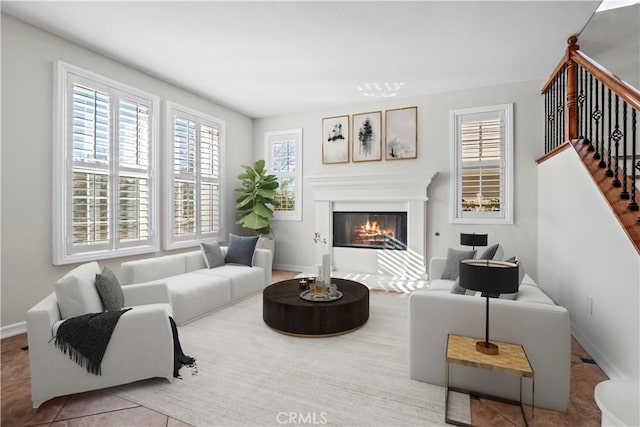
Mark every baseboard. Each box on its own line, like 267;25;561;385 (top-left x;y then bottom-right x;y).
1;321;26;339
273;263;309;273
571;322;625;380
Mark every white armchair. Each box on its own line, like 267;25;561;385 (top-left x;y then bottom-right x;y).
26;262;175;410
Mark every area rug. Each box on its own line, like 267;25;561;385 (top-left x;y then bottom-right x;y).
114;292;470;426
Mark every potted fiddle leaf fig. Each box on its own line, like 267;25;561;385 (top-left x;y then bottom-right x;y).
235;159;279;236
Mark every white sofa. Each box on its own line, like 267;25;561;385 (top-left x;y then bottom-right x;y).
409;257;571;411
26;262;174;410
120;247;272;325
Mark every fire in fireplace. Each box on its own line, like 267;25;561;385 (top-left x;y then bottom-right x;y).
333;211;407;250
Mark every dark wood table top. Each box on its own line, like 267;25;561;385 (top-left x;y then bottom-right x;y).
263;278;369;336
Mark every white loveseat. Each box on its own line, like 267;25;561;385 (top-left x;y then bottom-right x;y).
26;262;174;410
120;247;272;325
409;257;571;411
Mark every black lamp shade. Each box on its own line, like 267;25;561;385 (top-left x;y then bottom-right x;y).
459;259;519;294
460;233;488;248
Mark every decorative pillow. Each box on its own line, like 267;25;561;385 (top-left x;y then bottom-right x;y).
441;248;476;280
505;255;526;284
479;243;500;260
450;277;467;295
53;262;104;319
201;241;225;269
95;266;125;312
224;234;259;266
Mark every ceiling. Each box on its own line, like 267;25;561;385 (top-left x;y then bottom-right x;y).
2;1;601;119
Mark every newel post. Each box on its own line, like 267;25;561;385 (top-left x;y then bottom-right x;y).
566;36;580;141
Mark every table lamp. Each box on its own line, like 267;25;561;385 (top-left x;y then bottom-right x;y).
459;259;519;355
460;233;488;250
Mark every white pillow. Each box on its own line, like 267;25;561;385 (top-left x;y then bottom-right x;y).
53;262;103;319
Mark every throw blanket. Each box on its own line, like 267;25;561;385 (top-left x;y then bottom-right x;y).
170;316;196;378
54;308;132;375
54;310;195;378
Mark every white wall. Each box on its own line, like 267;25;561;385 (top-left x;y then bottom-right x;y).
538;146;639;380
253;81;543;277
579;4;640;89
0;15;254;330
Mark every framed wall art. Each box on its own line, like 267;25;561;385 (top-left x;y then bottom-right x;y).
352;111;382;162
385;106;417;160
322;115;349;164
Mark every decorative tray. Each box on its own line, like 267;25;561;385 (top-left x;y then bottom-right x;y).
300;289;343;302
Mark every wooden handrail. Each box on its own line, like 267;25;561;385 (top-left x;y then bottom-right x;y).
540;53;569;94
540;36;578;94
541;36;640;111
571;50;640;111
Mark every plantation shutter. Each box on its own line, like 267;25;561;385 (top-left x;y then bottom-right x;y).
55;62;158;264
459;114;505;215
200;124;221;234
173;117;197;237
270;139;297;212
167;105;223;248
71;83;111;246
117;99;151;243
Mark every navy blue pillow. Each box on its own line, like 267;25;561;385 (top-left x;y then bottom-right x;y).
224;234;259;266
479;243;499;260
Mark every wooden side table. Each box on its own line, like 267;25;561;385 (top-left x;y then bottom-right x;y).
445;334;534;427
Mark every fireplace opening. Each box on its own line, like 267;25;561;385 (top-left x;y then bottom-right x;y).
333;211;407;250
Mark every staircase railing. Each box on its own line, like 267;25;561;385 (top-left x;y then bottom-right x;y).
542;36;640;218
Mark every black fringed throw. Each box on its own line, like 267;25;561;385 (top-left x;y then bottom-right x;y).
54;310;195;378
170;316;196;378
54;308;132;375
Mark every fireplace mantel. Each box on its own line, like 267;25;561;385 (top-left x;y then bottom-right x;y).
307;172;436;281
306;172;436;202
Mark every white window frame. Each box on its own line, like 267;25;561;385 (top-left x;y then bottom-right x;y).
450;103;514;224
265;128;303;221
164;101;225;250
53;61;159;265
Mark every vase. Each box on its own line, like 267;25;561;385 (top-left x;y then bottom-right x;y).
322;253;331;285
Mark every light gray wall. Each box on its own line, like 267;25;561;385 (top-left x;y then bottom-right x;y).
0;14;254;328
538;146;639;380
253;80;543;278
579;4;640;89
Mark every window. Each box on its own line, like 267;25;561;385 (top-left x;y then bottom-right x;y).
165;102;225;249
53;62;159;265
265;129;303;221
450;104;513;224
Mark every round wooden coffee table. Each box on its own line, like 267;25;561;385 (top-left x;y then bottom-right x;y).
263;278;369;336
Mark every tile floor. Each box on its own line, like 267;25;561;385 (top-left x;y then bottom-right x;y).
1;270;608;426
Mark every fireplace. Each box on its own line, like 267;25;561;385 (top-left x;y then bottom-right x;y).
333;211;407;250
307;172;436;279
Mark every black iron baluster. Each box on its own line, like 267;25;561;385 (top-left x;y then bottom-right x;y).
553;75;562;148
629;109;638;211
578;66;586;141
544;90;548;153
575;65;580;140
593;80;602;160
560;68;565;143
587;73;595;151
612;94;622;188
606;89;614;176
598;82;606;168
621;101;629;200
553;76;559;148
550;79;556;150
